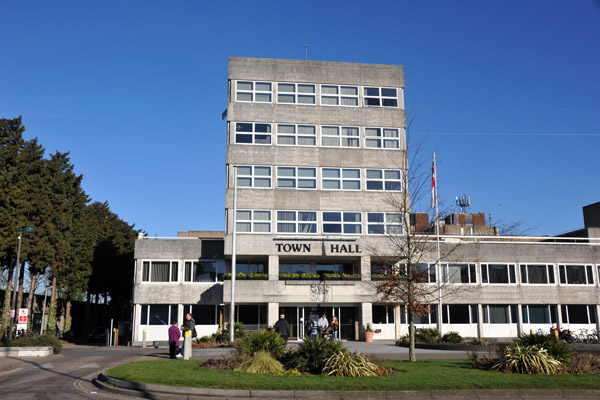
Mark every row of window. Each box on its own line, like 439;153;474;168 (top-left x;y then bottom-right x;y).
234;122;402;149
235;166;402;191
374;304;597;325
236;210;403;235
139;304;267;326
235;81;399;108
373;263;597;285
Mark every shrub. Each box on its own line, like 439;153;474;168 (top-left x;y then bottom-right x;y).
466;350;495;370
565;353;600;374
237;329;286;358
3;333;63;354
323;351;380;377
295;336;344;374
234;351;284;374
515;332;552;347
492;344;562;375
197;335;213;343
415;328;440;343
395;334;409;345
541;339;575;363
275;368;301;376
441;331;462;343
213;322;246;342
466;338;490;346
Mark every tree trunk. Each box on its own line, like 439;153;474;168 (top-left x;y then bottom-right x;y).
16;261;26;318
46;276;57;334
25;272;37;331
408;309;416;362
0;267;15;336
64;299;72;334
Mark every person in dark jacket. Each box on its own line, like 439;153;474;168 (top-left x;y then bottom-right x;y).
274;314;290;342
168;320;181;359
304;316;313;340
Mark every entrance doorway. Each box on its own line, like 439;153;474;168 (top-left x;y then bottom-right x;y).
279;305;359;340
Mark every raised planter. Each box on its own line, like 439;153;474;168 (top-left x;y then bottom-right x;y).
0;346;53;357
396;342;496;351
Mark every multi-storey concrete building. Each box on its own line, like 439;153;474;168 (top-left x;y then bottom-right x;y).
131;57;600;344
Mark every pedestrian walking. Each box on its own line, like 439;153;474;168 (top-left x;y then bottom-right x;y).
274;314;290;342
331;315;339;341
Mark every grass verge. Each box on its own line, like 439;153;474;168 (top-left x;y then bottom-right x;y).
106;359;600;390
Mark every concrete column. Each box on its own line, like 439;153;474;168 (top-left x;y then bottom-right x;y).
267;302;279;328
178;304;185;327
132;304;141;342
360;255;371;280
557;303;563;328
477;304;484;339
361;302;372;340
394;305;401;340
516;304;524;336
596;305;600;332
268;255;279;281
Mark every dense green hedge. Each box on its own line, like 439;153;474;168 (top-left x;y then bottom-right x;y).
1;334;62;354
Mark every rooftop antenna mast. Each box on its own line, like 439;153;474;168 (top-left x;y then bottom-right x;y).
305;44;308;61
456;195;471;213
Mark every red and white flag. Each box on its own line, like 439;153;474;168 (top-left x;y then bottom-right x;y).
431;152;437;209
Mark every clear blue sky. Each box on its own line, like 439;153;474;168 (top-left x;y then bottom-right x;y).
1;0;599;236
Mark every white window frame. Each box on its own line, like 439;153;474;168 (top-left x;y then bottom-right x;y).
364;127;401;149
236;165;272;189
183;260;226;283
561;305;597;325
276;82;316;105
141;260;179;283
236;210;272;234
234;122;272;145
276;166;317;190
276;124;317;147
140;304;179;326
365;169;402;191
482;304;518;324
320;84;359;107
522;305;558;325
558;264;595;285
320;126;360;148
366;212;403;235
519;264;556;285
235;81;272;103
398;263;437;283
480;263;517;285
321;168;361;191
276;210;318;234
363;87;399;108
442;263;478;284
322;211;362;235
442;304;478;324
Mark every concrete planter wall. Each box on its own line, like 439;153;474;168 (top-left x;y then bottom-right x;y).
0;346;53;357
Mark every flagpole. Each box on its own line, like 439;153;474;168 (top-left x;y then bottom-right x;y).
433;152;443;336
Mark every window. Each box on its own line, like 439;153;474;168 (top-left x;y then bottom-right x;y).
276;124;316;146
236;166;271;188
234;122;272;145
322;211;362;234
483;305;518;324
522;305;557;324
236;210;271;233
235;261;266;275
321;168;361;190
184;261;225;282
364;87;398;107
276;167;317;189
277;83;316;104
367;212;403;235
520;264;555;284
372;305;395;324
442;305;478;324
277;210;317;234
481;263;516;284
559;264;594;285
398;263;436;283
235;81;272;103
400;305;437;324
321;126;360;148
140;304;179;325
443;264;477;284
364;128;400;149
561;305;597;324
184;304;217;325
366;169;401;191
236;304;267;327
141;261;178;283
320;85;359;106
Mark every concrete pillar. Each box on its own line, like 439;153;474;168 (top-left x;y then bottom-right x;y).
178;304;185;327
557;303;563;328
516;304;524;336
183;332;192;360
360;255;371;280
132;304;141;342
361;302;372;340
477;304;484;339
267;302;279;328
268;255;279;281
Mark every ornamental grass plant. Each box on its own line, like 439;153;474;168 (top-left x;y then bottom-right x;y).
236;329;286;358
234;351;284;374
492;344;562;375
323;351;380;377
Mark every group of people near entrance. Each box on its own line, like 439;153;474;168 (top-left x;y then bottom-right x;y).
304;314;339;341
167;313;196;359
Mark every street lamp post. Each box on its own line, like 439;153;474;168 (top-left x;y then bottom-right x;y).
8;226;35;342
